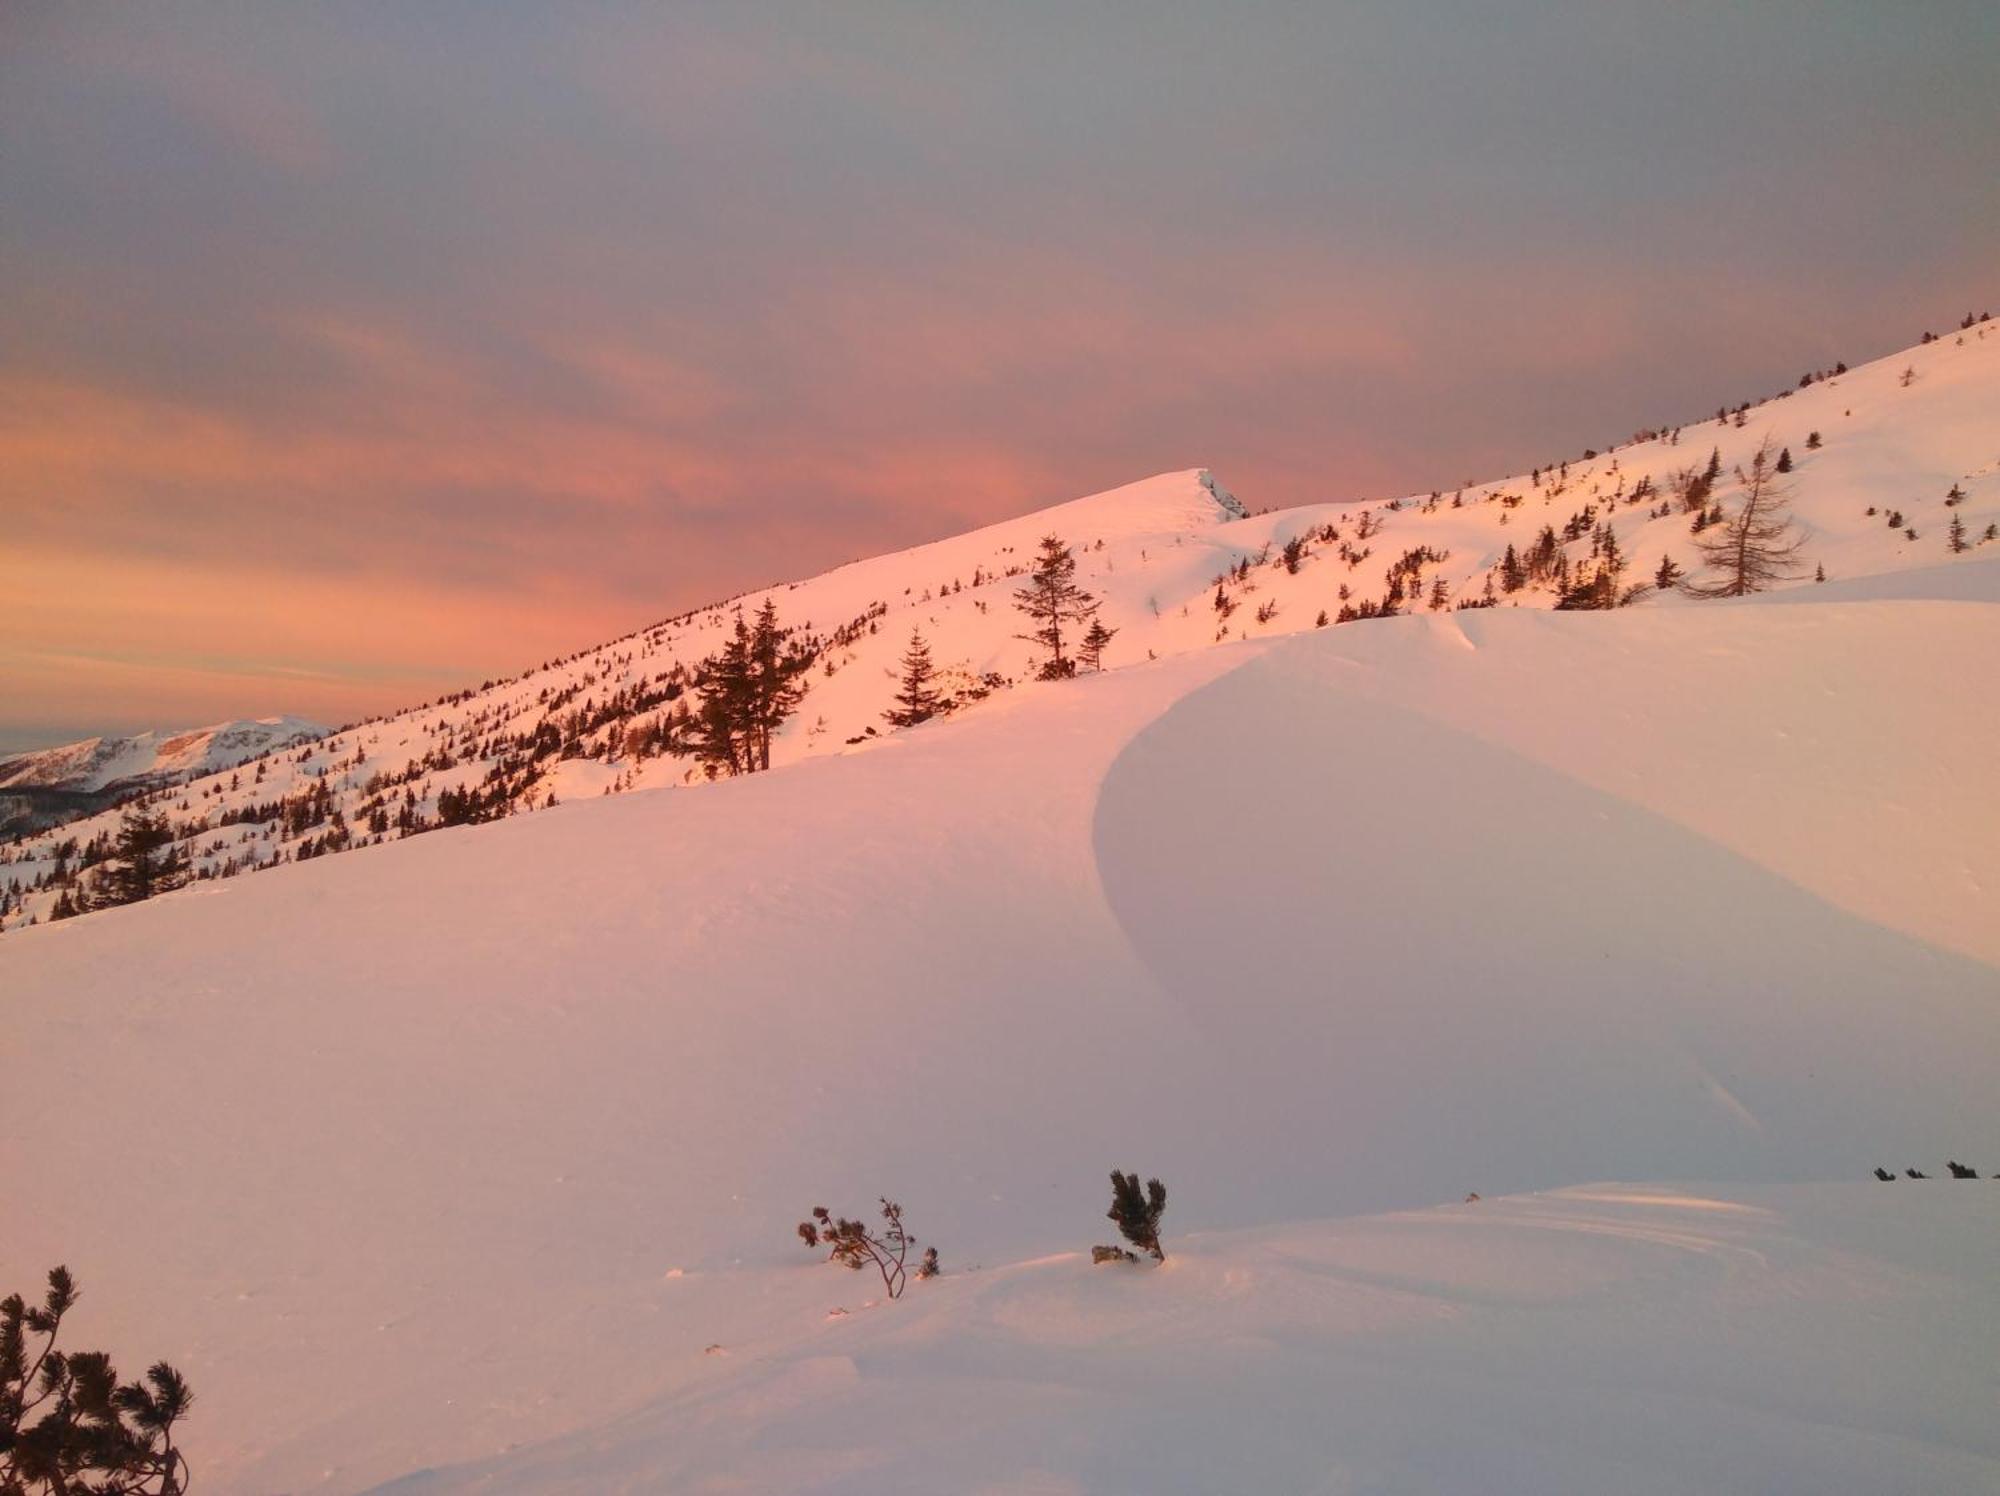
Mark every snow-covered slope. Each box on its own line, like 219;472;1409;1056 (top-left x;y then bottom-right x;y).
3;562;1996;1491
0;715;327;794
383;1185;2000;1496
3;321;1996;932
0;716;327;837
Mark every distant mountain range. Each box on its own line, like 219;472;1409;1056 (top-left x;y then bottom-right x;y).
0;716;326;836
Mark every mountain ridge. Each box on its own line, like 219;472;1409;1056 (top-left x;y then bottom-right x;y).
2;319;1994;930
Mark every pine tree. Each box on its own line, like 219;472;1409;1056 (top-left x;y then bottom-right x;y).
1078;617;1117;672
1105;1171;1167;1261
796;1200;922;1299
1524;526;1562;584
686;613;754;775
1498;543;1526;593
92;812;188;908
1775;446;1793;473
883;630;944;728
1;1266;194;1495
1685;438;1807;598
681;603;812;775
1948;512;1969;554
744;599;812;772
1654;554;1684;592
1554;523;1626;610
1012;535;1098;680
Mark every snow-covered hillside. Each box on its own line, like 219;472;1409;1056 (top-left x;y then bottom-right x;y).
0;716;326;835
3;320;1996;932
0;717;327;796
3;549;1996;1491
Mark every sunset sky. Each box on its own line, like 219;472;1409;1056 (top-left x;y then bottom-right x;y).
4;2;1995;751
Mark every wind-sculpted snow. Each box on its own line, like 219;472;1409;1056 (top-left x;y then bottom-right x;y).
377;1186;2000;1496
1092;619;2000;1216
2;582;1995;1492
6;323;1998;929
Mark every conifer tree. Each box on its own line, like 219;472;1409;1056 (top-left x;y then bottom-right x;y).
883;630;944;728
1554;523;1626;610
682;603;813;775
685;613;754;775
1498;544;1525;594
1654;554;1684;592
1948;512;1969;553
1012;535;1098;679
796;1200;922;1299
1685;438;1807;597
1523;526;1562;584
1105;1170;1168;1261
92;812;188;908
2;1266;194;1495
745;599;812;772
1078;617;1117;672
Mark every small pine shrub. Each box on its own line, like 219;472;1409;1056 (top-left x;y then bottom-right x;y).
1;1266;194;1496
1103;1171;1168;1261
798;1200;926;1299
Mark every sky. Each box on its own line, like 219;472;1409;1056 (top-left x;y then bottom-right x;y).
2;2;1995;751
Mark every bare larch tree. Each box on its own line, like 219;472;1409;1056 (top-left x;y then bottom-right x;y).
1685;437;1807;597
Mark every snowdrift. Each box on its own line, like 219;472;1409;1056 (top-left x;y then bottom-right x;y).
4;569;1996;1492
381;1185;2000;1496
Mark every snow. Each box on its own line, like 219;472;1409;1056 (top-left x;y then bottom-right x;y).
6;324;1998;930
3;322;1998;1492
3;562;1996;1491
0;714;327;794
377;1185;2000;1496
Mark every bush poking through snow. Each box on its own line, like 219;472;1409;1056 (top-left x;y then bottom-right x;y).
798;1200;924;1299
1104;1171;1168;1262
1;1266;194;1496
